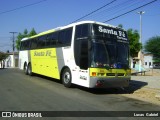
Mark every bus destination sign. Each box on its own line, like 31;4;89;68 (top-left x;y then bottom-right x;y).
98;26;128;41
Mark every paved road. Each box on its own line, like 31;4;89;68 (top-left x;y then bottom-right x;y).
0;68;159;119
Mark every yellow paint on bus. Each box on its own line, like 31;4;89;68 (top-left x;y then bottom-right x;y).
90;68;131;77
30;48;60;79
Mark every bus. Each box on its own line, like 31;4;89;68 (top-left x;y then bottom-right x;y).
19;21;131;88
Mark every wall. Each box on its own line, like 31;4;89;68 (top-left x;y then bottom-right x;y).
143;54;153;69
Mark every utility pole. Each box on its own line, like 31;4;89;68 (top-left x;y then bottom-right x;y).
9;32;17;68
137;11;145;72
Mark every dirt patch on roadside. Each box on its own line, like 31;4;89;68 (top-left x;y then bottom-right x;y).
122;88;160;105
129;69;160;105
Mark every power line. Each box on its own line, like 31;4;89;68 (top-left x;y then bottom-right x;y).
103;0;158;23
71;0;117;23
87;0;141;21
0;0;47;15
104;0;147;19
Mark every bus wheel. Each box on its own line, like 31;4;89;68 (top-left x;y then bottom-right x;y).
24;63;28;75
27;63;32;76
62;68;72;88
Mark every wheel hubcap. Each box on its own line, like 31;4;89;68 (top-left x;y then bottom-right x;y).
64;72;70;83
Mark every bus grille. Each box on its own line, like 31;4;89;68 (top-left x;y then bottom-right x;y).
117;73;125;76
106;73;124;76
106;73;115;76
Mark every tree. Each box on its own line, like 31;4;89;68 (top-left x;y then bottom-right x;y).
16;28;37;50
118;24;141;57
29;28;37;36
144;36;160;62
127;29;142;57
0;52;8;61
118;24;123;29
0;52;8;68
24;29;28;36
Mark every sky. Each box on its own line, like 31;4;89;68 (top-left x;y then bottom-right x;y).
0;0;160;52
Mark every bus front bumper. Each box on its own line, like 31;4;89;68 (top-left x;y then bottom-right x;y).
89;76;130;88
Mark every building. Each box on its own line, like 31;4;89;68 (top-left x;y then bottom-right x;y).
0;51;6;68
0;52;19;68
131;52;153;69
143;53;153;69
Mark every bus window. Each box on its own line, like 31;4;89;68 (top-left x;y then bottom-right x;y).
75;24;89;39
79;40;88;69
37;36;46;48
20;40;30;50
58;30;65;45
58;27;72;46
20;41;25;50
50;32;58;46
31;39;37;49
65;28;72;45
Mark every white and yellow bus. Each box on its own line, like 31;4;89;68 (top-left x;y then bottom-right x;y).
19;21;131;88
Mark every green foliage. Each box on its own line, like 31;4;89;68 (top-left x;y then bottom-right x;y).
24;29;28;35
0;52;8;61
29;28;37;36
117;24;141;57
144;36;160;61
16;28;37;50
127;29;142;57
118;24;123;29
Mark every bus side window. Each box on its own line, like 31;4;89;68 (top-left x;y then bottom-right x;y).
58;27;73;46
21;40;30;50
31;39;37;49
58;30;65;46
65;28;72;45
20;41;24;50
74;24;89;69
38;35;46;48
75;25;82;38
25;40;30;50
51;32;58;46
46;32;58;47
75;24;89;39
46;35;51;46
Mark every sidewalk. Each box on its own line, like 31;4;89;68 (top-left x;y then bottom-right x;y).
130;74;160;103
131;76;160;89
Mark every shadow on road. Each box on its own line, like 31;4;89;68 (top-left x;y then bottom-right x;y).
71;80;148;95
30;73;148;95
0;68;6;70
128;80;148;93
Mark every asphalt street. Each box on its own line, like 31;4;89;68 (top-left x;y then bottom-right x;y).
0;68;159;120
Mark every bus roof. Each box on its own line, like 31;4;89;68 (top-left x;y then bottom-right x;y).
22;21;124;41
21;37;29;41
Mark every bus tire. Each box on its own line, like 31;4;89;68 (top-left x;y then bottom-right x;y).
62;68;72;88
24;63;28;75
27;63;33;76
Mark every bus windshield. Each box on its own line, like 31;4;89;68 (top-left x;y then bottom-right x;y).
91;41;129;69
90;24;129;69
106;43;129;69
91;42;110;68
